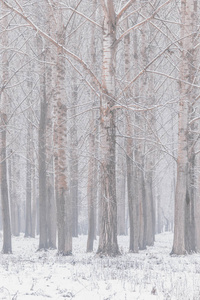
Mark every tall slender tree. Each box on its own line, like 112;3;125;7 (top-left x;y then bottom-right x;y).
0;3;12;253
54;5;72;255
172;0;198;255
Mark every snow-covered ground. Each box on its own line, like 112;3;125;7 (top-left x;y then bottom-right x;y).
0;232;200;300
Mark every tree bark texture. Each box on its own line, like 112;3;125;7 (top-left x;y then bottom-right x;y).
54;9;72;255
38;48;48;250
0;8;12;252
45;0;57;249
70;79;79;238
97;0;120;256
172;0;196;255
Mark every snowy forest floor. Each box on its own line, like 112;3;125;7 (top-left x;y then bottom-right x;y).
0;232;200;300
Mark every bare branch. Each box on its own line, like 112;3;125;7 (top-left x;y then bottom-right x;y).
100;0;107;16
189;117;200;125
0;0;101;91
117;0;172;42
14;0;23;12
116;0;136;22
120;32;196;97
60;3;102;29
146;70;200;89
65;56;100;98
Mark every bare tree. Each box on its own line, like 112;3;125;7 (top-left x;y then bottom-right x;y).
172;0;198;255
0;3;12;253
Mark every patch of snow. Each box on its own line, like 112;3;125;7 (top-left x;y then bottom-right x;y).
0;232;200;299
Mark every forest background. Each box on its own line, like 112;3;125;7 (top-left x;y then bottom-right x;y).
0;0;199;257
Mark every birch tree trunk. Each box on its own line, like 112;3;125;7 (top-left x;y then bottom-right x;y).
53;8;72;255
46;87;56;249
87;115;96;252
70;77;79;238
124;18;139;252
186;0;198;253
38;44;48;249
133;24;146;250
45;0;57;249
172;0;196;255
0;6;12;253
117;153;126;236
126;112;139;252
97;0;119;256
31;152;36;238
10;155;20;236
144;41;156;247
87;0;98;252
24;40;34;238
24;119;32;238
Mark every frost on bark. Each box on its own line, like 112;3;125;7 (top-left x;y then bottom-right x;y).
0;7;12;253
97;0;120;256
172;0;197;255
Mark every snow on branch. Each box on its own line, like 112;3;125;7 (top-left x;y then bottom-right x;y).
0;0;101;92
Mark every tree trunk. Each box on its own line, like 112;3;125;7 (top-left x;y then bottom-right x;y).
38;47;48;250
133;24;146;250
87;0;98;252
70;78;79;238
45;0;57;250
54;9;72;255
46;103;56;249
87;101;99;251
172;0;195;255
1;114;12;253
31;157;36;238
126;113;139;252
0;10;12;252
97;1;119;256
124;16;139;252
10;154;20;236
24;40;34;239
117;161;126;236
24;121;32;238
87;122;96;252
